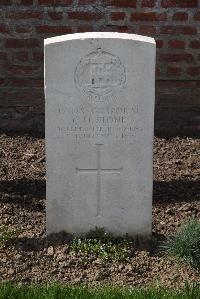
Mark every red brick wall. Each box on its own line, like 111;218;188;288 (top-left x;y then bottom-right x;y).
0;0;200;136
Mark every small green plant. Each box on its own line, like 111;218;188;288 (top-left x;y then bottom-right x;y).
70;227;135;262
163;219;200;270
0;225;22;248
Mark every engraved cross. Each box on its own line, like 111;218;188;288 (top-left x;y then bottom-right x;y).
76;144;123;216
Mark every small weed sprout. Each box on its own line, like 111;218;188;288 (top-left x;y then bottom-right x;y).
163;219;200;270
70;227;135;262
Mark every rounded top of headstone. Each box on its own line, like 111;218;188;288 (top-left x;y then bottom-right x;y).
44;32;155;46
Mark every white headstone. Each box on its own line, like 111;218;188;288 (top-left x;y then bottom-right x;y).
45;32;156;237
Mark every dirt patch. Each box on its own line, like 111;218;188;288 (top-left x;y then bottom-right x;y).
0;134;199;287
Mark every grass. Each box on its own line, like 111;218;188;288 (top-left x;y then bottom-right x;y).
0;283;199;299
69;227;135;261
163;219;200;270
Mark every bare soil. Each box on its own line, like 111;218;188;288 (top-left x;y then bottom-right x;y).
0;134;199;287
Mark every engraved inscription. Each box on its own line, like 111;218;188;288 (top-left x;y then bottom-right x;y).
74;48;126;102
76;144;123;216
58;105;143;142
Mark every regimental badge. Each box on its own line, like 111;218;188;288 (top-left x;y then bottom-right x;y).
74;48;126;103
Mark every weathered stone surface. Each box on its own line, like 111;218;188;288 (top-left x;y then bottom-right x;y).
45;32;156;236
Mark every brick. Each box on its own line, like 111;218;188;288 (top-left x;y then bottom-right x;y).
163;80;200;89
68;11;102;21
0;0;11;5
6;11;42;19
48;11;63;20
187;67;200;76
33;79;44;87
0;78;5;86
38;0;72;5
161;26;176;34
33;52;44;61
173;12;188;21
130;12;166;22
190;40;200;49
141;0;156;7
169;40;185;49
8;78;44;87
78;0;95;3
0;52;7;60
5;39;39;48
156;67;161;76
15;25;33;33
157;80;200;89
104;25;133;33
32;79;43;87
7;78;30;87
55;0;72;3
161;26;197;35
36;25;72;34
160;53;194;63
167;66;181;75
161;0;198;8
7;65;41;76
1;93;43;108
156;39;163;48
110;12;126;21
113;26;132;33
15;106;32;113
139;25;156;34
38;0;53;3
18;0;33;4
0;24;9;33
194;12;200;21
76;25;94;32
13;51;29;62
103;0;136;8
181;26;197;35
